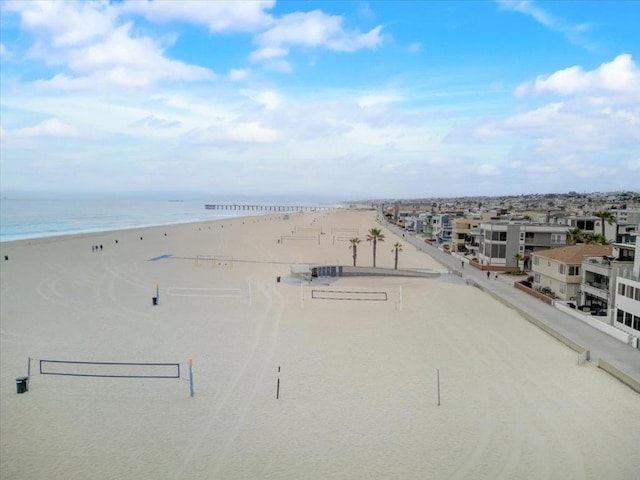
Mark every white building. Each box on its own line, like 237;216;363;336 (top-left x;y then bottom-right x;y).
613;235;640;340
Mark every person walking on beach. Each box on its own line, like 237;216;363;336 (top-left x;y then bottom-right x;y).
461;261;464;269
487;271;490;280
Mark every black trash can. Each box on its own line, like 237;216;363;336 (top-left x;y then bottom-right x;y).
16;376;28;394
152;297;158;306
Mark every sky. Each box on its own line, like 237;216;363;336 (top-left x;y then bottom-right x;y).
0;0;639;200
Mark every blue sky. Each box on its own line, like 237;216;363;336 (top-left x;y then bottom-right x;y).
1;0;639;200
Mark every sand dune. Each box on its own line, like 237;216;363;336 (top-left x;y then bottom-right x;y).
1;208;639;479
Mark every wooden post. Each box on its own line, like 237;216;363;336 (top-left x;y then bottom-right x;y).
436;368;440;406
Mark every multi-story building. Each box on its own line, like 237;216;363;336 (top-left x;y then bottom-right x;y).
477;222;569;270
580;240;635;316
432;214;452;247
451;215;481;254
531;244;611;301
612;236;640;339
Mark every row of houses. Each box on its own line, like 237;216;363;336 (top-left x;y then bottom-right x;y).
531;238;640;339
386;205;640;343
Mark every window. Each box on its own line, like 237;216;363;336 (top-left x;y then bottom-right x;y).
491;231;507;241
625;312;633;327
490;244;506;258
519;232;525;242
635;288;640;301
568;266;580;276
634;316;640;331
534;273;540;283
618;284;626;296
627;286;635;299
551;234;565;244
616;309;625;324
558;264;565;274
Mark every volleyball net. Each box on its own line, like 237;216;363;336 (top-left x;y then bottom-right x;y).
26;357;196;396
37;359;181;378
194;255;233;268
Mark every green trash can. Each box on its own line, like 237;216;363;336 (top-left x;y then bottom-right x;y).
16;376;28;394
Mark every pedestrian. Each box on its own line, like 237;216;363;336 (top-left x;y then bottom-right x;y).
461;261;464;269
487;271;490;279
100;245;103;251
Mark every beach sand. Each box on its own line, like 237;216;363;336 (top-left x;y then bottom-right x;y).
1;208;639;479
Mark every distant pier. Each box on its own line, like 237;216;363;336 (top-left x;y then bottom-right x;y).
205;204;331;212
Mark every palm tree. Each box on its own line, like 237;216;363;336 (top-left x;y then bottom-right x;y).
349;238;361;267
366;227;385;267
514;253;524;271
585;233;609;245
392;242;403;270
594;209;615;238
567;227;585;245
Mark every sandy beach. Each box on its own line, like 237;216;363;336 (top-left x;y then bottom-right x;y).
1;208;639;479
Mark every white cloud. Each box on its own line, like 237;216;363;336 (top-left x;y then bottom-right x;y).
250;46;289;62
357;93;403;108
6;0;117;47
228;68;249;82
119;0;275;33
252;10;383;62
32;23;215;89
495;0;593;50
14;118;79;137
478;163;501;175
516;54;640;96
5;1;215;90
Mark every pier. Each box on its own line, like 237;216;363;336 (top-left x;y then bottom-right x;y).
205;204;331;212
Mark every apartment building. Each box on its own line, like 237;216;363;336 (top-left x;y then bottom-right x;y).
579;240;635;314
450;215;486;254
477;222;569;270
613;236;640;336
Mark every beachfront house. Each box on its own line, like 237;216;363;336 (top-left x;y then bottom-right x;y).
579;240;635;315
477;222;569;270
450;214;488;255
613;236;640;341
531;244;612;302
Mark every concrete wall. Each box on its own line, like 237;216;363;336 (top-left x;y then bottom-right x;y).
598;358;640;394
555;302;632;344
341;266;440;278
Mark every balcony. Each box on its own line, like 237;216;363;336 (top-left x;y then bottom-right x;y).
581;282;609;300
583;257;612;277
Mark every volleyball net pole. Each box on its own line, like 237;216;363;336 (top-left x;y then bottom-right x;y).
189;359;194;397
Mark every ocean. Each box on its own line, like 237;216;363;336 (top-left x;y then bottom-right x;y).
0;196;335;242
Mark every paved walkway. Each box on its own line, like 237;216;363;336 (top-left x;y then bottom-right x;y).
380;218;640;391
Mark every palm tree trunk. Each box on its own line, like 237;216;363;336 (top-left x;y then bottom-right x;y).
353;246;357;266
394;248;399;269
373;239;377;267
